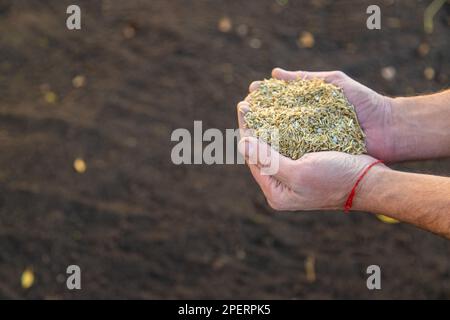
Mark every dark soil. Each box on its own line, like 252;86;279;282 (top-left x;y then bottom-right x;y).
0;0;449;299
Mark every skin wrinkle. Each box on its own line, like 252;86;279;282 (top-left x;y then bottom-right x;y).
378;96;395;162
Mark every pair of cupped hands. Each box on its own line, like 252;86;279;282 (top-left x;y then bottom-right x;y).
237;68;394;212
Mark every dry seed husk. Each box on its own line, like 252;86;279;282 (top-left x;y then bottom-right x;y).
244;78;366;160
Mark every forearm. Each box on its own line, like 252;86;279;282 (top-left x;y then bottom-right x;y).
388;90;450;162
353;166;450;238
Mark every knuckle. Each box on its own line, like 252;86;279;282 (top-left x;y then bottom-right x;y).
259;155;272;168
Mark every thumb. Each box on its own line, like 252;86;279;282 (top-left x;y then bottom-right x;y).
271;68;302;80
272;67;339;83
238;136;293;182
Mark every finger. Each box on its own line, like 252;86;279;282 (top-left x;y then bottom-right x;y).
272;67;340;83
238;136;294;184
237;101;249;129
248;164;273;199
249;81;261;92
249;161;291;211
236;101;251;137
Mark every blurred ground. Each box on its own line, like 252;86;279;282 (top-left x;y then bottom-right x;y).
0;0;449;299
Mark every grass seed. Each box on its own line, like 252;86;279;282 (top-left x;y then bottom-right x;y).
244;78;366;160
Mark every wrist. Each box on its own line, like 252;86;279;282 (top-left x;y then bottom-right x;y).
390;93;450;161
389;97;411;162
381;96;405;162
388;95;439;162
351;164;393;213
367;95;398;163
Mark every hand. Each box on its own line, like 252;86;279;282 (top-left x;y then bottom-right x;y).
236;68;392;211
248;68;395;162
237;135;386;211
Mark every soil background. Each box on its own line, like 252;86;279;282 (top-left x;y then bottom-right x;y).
0;0;449;299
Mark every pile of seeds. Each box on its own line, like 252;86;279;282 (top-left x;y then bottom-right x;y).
244;78;366;160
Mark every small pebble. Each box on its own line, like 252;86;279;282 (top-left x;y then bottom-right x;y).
417;43;430;57
381;66;396;81
218;17;232;33
424;67;435;80
249;38;262;49
122;25;136;39
236;24;249;37
72;75;86;88
298;31;315;48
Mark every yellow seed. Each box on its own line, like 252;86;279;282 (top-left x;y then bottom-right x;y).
73;158;87;173
218;17;232;33
245;78;366;160
424;67;435;80
44;91;57;104
376;214;399;224
72;75;86;88
21;268;34;289
298;31;315;48
305;255;316;283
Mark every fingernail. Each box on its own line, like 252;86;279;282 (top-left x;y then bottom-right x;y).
238;102;250;115
239;105;250;115
249;81;261;92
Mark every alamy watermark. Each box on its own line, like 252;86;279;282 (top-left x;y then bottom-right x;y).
66;5;81;30
170;121;280;175
366;5;381;30
66;265;81;290
65;4;381;31
366;265;381;290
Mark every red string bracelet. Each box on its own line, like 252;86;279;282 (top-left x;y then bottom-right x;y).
344;159;384;213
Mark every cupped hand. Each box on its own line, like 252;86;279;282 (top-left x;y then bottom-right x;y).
237;128;385;211
249;68;396;162
236;68;393;211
